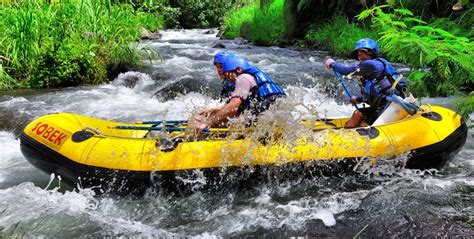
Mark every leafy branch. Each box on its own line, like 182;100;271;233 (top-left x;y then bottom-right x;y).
358;5;473;118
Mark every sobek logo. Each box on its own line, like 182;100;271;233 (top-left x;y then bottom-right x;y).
31;122;68;145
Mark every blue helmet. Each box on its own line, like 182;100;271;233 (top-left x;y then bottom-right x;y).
213;51;234;66
222;55;250;72
351;38;379;59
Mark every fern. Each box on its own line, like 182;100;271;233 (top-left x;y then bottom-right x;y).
359;5;474;116
359;6;473;95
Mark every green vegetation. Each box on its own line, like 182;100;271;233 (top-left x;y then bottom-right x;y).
223;3;257;39
455;93;474;120
305;15;377;56
1;0;472;118
358;6;473;95
247;0;285;46
358;5;473;117
0;0;164;89
223;0;285;46
168;0;238;29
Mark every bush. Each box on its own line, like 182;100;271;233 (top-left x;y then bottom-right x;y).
358;5;473;117
246;0;285;46
454;92;474;122
358;5;473;97
305;15;377;57
0;0;164;89
168;0;237;29
0;64;20;90
222;3;257;39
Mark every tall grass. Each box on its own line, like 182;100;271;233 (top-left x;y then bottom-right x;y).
247;0;285;46
0;0;163;89
305;15;377;57
0;64;18;90
222;0;285;46
223;3;257;39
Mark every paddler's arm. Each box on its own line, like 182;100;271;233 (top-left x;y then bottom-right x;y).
325;58;358;75
207;97;242;128
198;104;225;116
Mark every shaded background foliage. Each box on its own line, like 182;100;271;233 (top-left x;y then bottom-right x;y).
167;0;235;29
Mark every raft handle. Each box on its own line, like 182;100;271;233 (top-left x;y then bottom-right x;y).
82;127;105;138
355;127;380;139
72;130;95;143
421;111;442;121
156;136;184;152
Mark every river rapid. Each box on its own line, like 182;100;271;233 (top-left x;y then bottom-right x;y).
0;29;472;237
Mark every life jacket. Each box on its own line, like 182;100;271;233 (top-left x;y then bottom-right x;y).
357;59;394;120
359;60;390;110
375;58;409;97
360;58;412;120
244;66;286;100
240;66;286;115
220;81;235;102
220;66;285;115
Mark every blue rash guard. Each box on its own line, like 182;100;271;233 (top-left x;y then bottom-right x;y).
331;59;385;80
331;59;394;121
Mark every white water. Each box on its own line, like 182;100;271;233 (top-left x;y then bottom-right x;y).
0;29;472;237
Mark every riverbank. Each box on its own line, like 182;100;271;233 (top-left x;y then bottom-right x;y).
0;1;164;90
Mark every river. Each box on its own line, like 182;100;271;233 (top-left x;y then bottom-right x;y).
0;29;472;237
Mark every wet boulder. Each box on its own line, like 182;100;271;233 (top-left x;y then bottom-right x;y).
239;22;251;38
122;74;141;88
212;43;226;48
140;27;162;40
204;29;217;34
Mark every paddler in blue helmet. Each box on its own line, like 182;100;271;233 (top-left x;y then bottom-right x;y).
191;52;286;132
213;50;237;101
325;38;408;128
213;50;234;80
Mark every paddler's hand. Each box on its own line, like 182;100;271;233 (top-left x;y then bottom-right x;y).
194;121;209;132
198;107;219;116
348;96;359;104
324;58;335;69
190;114;209;133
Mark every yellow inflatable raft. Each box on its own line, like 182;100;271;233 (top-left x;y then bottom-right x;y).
20;105;467;193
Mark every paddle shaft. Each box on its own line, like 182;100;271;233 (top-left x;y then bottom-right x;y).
115;125;214;133
334;70;359;110
116;125;186;132
137;120;188;124
138;120;187;125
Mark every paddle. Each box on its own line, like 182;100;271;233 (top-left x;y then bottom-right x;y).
116;125;187;132
136;120;187;125
114;125;228;133
333;70;359;110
